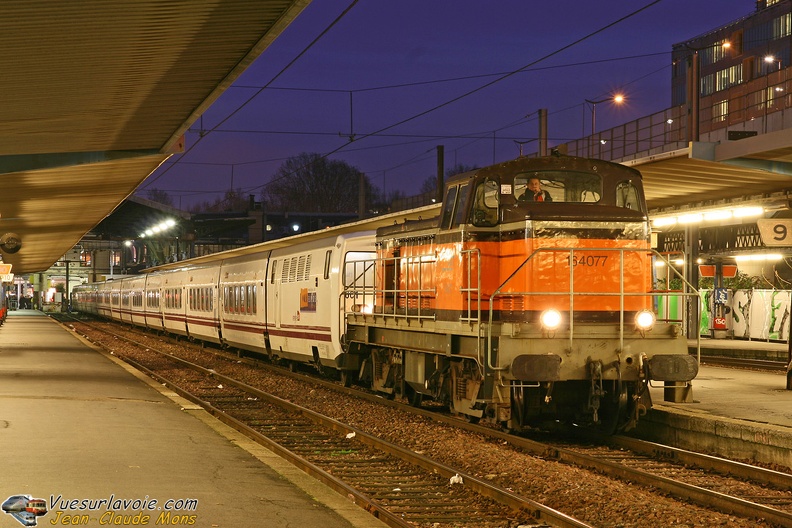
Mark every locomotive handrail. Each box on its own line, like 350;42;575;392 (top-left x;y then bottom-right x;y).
340;253;436;322
460;247;484;374
459;248;482;324
338;259;377;350
486;247;702;372
652;250;702;364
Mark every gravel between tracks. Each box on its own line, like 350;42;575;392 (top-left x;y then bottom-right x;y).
87;327;774;528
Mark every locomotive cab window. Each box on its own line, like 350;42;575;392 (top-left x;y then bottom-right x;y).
616;181;643;212
452;183;470;228
440;186;458;229
471;179;499;227
441;183;471;229
515;171;601;203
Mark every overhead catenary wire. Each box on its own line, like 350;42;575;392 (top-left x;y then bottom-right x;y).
235;0;667;201
144;1;667;207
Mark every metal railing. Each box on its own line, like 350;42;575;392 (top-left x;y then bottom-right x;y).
341;246;702;371
485;247;701;372
459;248;482;324
340;252;438;333
561;67;791;162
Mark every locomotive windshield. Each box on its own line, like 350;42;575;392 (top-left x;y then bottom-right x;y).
514;170;601;203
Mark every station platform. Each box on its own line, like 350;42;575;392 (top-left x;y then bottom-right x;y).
689;335;790;363
641;339;792;469
0;310;386;528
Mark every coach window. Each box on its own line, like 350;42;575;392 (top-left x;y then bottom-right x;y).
440;186;458;229
270;260;278;284
471;179;499;227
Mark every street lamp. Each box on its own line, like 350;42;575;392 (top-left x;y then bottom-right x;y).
763;55;783;132
764;54;782;71
683;40;731;142
584;94;624;157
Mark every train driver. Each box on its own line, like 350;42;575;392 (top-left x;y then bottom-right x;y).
519;177;552;202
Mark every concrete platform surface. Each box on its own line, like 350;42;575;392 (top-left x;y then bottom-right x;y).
642;364;792;468
0;310;386;528
650;363;792;427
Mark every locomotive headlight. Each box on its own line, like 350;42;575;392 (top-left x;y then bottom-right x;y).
635;310;656;331
540;309;562;330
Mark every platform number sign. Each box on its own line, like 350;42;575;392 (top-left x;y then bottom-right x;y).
757;219;792;246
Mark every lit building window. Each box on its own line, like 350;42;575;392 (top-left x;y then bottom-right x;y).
712;100;728;122
715;65;742;92
773;13;791;38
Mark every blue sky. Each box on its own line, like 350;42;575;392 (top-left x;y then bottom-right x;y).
140;0;755;209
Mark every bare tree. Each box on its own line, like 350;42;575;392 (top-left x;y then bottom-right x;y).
189;189;250;213
146;188;174;207
262;153;373;213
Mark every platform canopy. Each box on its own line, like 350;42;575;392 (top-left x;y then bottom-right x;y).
627;131;792;212
0;0;310;274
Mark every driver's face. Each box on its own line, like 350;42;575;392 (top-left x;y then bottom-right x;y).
528;179;542;192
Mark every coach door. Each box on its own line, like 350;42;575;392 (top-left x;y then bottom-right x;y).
268;258;281;332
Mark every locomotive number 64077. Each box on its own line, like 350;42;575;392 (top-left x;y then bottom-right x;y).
567;255;608;267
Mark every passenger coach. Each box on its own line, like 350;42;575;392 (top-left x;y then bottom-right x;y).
73;231;377;371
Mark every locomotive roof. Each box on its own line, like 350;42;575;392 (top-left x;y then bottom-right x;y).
376;154;645;238
445;154;643;186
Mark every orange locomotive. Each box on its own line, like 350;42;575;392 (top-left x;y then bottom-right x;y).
341;153;698;432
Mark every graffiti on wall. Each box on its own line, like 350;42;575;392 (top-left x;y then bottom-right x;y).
700;289;790;341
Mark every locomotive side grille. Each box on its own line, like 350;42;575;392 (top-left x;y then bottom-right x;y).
501;295;525;313
406;296;434;310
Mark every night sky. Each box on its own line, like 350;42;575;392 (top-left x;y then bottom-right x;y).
139;0;755;210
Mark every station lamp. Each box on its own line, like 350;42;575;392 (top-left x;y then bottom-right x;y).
138;218;178;239
652;206;765;229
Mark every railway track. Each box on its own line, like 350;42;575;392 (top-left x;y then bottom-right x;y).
59;314;792;527
60;315;587;528
700;355;787;372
